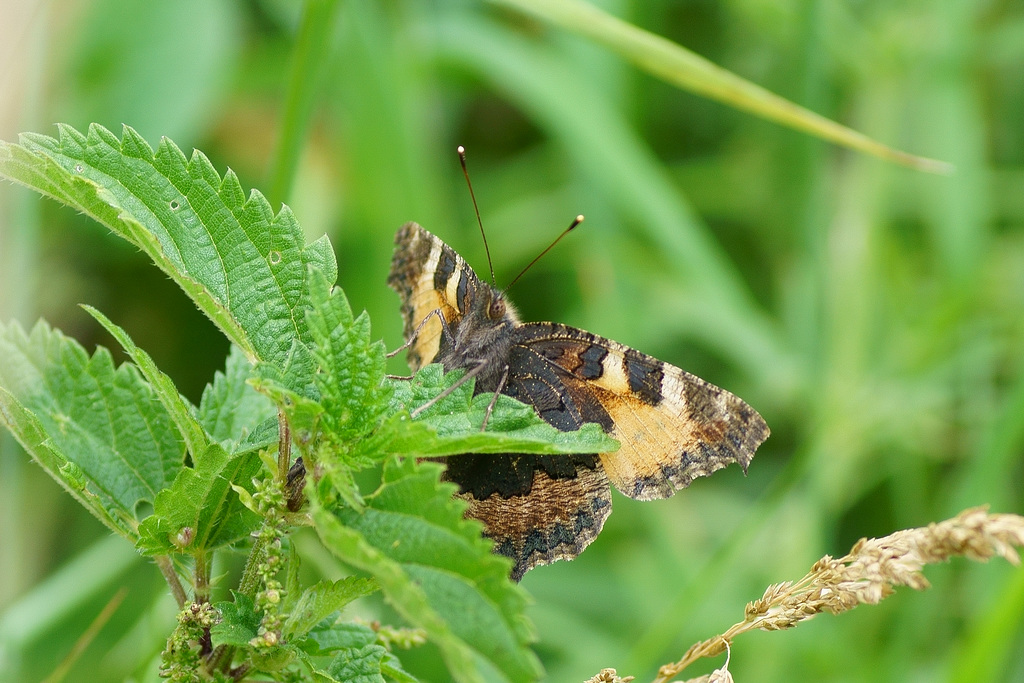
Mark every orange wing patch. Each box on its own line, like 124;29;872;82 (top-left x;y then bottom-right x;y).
595;365;762;501
517;323;769;501
387;222;470;370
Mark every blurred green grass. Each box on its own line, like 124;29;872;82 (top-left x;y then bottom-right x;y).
1;0;1022;681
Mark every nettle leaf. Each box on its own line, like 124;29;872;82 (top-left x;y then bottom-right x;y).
297;633;420;683
249;368;324;453
302;621;376;655
0;123;337;382
327;643;389;683
384;364;619;457
0;388;129;537
306;270;392;453
0;320;184;539
198;345;277;452
84;305;209;457
136;443;262;555
312;458;541;683
284;577;379;639
311;505;476;680
295;652;343;683
381;653;420;683
212;591;261;647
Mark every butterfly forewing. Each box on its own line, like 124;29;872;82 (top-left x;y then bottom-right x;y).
512;323;769;501
387;222;477;371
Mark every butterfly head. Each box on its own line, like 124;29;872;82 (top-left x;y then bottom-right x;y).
486;288;509;322
469;280;520;327
437;281;520;393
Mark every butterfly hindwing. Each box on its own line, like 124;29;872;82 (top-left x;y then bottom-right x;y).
459;464;612;582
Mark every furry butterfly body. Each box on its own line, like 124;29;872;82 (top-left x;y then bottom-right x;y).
388;222;768;580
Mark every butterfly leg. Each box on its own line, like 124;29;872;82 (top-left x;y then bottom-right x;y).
479;365;510;432
409;359;488;418
386;307;451;359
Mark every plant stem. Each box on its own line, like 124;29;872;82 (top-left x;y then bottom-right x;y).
207;644;236;676
194;551;212;604
277;409;291;484
155;555;188;608
239;535;268;599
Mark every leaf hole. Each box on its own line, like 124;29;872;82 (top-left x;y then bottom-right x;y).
169;199;180;210
268;250;282;265
134;500;154;519
74;164;84;173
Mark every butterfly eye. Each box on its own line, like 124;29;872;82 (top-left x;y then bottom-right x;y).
488;296;506;320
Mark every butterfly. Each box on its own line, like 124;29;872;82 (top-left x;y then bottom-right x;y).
387;222;769;580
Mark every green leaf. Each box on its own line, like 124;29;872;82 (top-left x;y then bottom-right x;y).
403;565;529;676
382;364;618;457
311;503;478;680
0;320;184;537
327;643;388;683
284;577;379;638
83;305;209;458
283;540;303;613
312;458;541;683
136;444;261;555
491;0;952;174
198;345;277;452
211;591;261;647
294;650;343;683
303;621;377;654
296;632;420;683
0;123;338;378
249;368;324;454
305;268;392;452
0;386;131;538
380;652;420;683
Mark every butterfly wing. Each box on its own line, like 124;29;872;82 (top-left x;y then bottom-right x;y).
387;222;479;370
513;322;769;501
389;224;610;579
388;224;769;580
449;452;612;581
444;342;616;579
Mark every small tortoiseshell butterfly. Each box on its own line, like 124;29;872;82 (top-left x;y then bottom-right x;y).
388;222;769;580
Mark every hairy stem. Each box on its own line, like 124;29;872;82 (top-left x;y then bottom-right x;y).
194;551;212;604
155;555;188;608
239;534;269;598
230;663;251;681
207;643;236;676
277;409;291;483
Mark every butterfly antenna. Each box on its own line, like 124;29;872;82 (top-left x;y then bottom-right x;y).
505;215;584;293
458;146;496;286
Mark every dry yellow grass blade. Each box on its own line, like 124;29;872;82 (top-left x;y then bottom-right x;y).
645;507;1024;683
494;0;954;175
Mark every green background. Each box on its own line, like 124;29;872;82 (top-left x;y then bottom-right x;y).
1;0;1022;681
